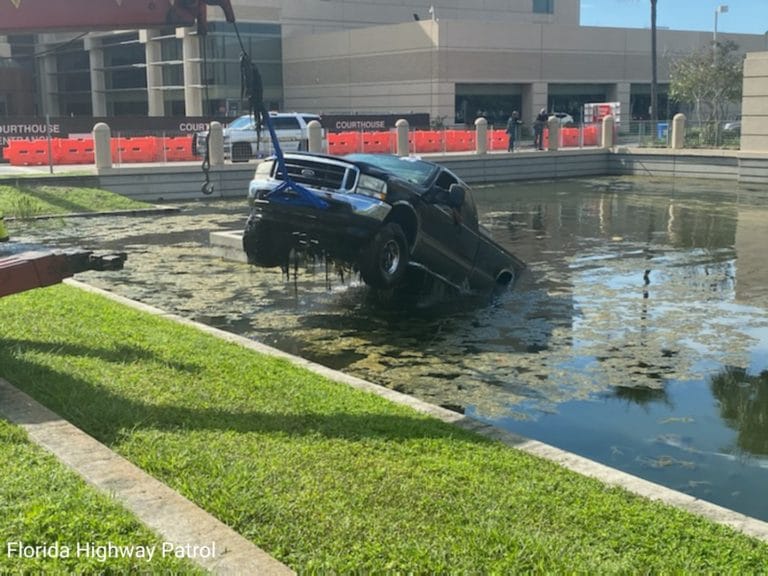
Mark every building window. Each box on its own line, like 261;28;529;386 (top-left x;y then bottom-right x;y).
533;0;554;14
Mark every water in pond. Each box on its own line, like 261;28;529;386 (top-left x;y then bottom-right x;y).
8;176;768;521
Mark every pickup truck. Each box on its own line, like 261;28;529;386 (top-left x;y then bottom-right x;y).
243;152;525;291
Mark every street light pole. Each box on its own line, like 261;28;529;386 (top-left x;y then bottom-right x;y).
650;0;658;124
713;4;728;60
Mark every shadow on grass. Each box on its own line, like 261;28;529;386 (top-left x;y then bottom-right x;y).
1;338;202;374
0;338;487;447
19;185;92;214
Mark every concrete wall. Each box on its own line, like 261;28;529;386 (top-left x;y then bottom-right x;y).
96;165;254;203
5;150;765;204
437;149;608;184
608;149;741;180
741;52;768;152
283;21;441;116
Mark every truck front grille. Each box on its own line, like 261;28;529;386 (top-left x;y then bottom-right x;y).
278;158;354;191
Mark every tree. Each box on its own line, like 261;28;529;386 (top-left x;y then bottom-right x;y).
668;41;743;146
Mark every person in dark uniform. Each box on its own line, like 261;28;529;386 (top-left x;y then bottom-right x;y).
533;108;548;150
506;111;521;152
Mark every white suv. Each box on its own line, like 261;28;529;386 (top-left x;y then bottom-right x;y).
195;112;321;162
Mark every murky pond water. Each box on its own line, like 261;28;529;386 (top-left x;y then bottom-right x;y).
8;175;768;521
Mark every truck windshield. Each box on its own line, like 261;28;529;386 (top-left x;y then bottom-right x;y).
345;154;437;186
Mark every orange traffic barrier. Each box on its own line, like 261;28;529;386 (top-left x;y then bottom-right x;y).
444;130;476;152
489;129;508;151
327;131;362;155
111;136;159;163
561;127;579;147
583;124;599;146
1;139;42;165
7;139;59;165
361;131;392;154
161;136;196;161
58;138;94;164
411;131;443;153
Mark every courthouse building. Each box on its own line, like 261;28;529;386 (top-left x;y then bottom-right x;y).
0;0;765;125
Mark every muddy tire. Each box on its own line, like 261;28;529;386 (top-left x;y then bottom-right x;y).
359;223;409;289
242;217;287;267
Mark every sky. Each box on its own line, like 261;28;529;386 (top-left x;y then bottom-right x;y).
580;0;768;35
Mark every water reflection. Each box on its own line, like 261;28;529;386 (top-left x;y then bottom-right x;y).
8;176;768;520
711;367;768;456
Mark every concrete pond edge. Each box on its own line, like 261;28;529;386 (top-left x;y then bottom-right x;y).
3;277;767;574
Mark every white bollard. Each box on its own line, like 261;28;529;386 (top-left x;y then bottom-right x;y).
396;119;410;157
671;113;686;150
547;116;560;151
307;120;323;153
475;117;488;155
92;122;112;171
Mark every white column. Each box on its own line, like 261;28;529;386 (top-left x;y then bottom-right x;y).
38;52;60;117
140;29;165;117
178;27;203;116
0;36;10;59
607;82;631;133
84;36;107;117
523;82;548;127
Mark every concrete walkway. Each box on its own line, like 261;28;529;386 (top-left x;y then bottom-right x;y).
0;376;294;575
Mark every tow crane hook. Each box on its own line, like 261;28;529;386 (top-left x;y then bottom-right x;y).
201;132;215;195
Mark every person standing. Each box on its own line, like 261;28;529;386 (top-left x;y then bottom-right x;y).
533;107;548;150
506;111;521;152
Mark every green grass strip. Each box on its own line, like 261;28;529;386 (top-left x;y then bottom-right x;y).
0;184;150;218
2;284;768;572
0;418;202;574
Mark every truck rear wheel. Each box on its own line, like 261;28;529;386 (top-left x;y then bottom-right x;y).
358;223;409;289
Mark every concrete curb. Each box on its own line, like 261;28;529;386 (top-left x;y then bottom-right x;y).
0;378;294;575
63;279;768;544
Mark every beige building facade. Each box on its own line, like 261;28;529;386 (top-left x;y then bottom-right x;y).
281;17;764;127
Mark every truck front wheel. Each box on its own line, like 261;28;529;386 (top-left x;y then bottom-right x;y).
358;223;409;289
242;217;288;267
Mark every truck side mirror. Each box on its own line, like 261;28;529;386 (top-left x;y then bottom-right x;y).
448;183;465;209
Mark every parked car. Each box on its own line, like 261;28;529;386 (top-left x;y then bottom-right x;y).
243;152;525;291
194;112;321;162
552;112;575;126
723;120;741;133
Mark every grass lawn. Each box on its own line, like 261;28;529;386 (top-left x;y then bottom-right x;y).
2;284;768;572
0;419;202;574
0;184;150;218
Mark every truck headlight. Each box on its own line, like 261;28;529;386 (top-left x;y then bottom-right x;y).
356;174;387;200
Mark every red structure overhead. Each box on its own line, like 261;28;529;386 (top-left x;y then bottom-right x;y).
0;0;235;33
0;250;126;299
